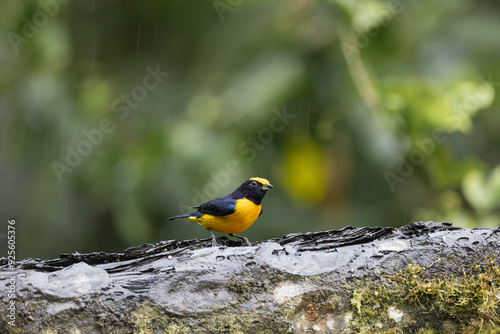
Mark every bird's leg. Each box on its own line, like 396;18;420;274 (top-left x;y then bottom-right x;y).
228;233;252;246
207;229;218;247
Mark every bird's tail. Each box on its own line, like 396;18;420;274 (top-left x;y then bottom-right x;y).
167;212;201;221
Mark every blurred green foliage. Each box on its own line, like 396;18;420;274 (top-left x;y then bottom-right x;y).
1;0;499;259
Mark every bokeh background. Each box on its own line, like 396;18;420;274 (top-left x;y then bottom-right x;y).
1;0;500;260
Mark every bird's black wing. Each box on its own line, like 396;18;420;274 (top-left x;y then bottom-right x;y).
193;196;236;217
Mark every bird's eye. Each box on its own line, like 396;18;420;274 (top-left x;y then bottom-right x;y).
251;181;258;186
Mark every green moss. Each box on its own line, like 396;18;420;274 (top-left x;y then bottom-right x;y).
349;257;500;333
129;303;190;334
125;302;293;334
292;289;337;321
228;278;267;297
208;311;292;334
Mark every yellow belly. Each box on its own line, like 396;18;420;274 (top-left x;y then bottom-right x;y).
189;198;261;234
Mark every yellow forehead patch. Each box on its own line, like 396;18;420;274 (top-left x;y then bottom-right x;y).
249;177;270;185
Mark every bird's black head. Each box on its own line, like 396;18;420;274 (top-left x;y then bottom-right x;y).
235;177;273;205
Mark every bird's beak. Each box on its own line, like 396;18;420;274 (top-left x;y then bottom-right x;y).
262;184;273;190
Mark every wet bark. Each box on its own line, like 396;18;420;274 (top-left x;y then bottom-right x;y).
1;221;499;333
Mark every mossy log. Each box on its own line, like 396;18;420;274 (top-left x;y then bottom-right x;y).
1;221;499;333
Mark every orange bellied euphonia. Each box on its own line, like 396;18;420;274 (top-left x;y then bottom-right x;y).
167;177;273;246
